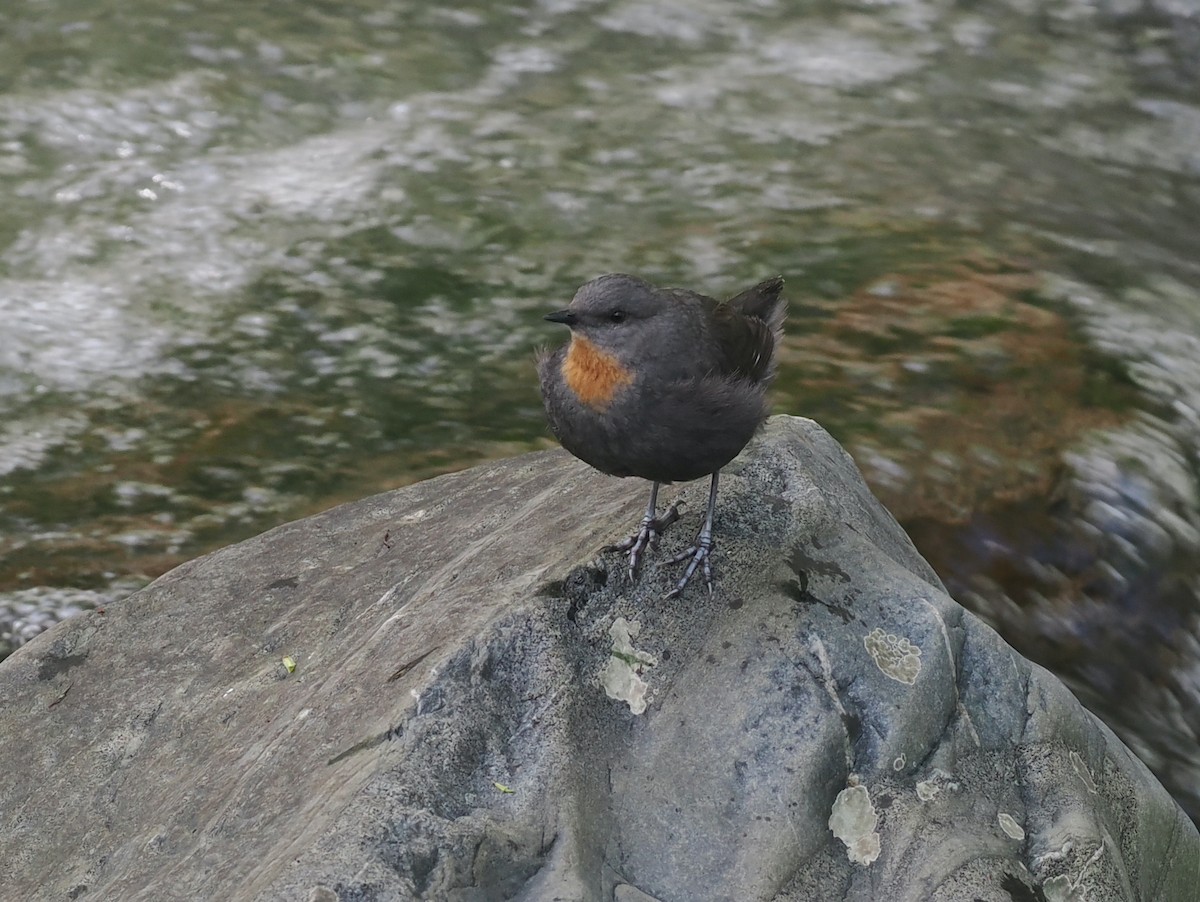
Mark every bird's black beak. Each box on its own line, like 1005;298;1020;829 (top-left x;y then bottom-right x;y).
543;309;577;326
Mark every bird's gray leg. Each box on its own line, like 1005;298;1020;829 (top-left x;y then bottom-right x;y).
606;481;683;580
667;471;720;597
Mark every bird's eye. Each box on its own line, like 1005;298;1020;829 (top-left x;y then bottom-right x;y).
609;310;626;323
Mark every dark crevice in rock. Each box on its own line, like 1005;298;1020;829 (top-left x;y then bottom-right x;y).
561;562;609;623
37;652;88;681
1001;872;1047;902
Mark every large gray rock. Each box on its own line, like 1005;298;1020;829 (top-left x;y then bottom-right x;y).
0;417;1195;901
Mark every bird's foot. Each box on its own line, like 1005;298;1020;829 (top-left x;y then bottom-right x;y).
665;530;714;598
606;502;684;581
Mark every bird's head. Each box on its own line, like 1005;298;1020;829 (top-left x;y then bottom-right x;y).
543;273;687;363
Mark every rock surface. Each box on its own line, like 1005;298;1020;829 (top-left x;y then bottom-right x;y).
0;416;1195;901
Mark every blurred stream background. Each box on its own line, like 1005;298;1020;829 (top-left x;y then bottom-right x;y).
2;0;1199;822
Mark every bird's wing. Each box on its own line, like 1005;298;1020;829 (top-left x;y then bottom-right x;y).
726;276;785;329
708;277;786;382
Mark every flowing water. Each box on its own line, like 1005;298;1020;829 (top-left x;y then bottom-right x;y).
2;0;1200;819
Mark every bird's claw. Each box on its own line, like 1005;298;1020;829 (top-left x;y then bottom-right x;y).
606;502;684;580
664;533;715;598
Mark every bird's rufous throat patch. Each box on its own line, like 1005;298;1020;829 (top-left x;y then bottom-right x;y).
562;335;634;409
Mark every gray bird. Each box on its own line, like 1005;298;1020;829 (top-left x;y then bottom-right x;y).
538;273;785;595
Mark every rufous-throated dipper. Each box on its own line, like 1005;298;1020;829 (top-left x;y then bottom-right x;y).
538;273;785;595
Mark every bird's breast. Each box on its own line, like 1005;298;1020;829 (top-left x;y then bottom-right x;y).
561;336;634;410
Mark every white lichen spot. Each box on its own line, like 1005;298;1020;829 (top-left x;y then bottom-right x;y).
864;627;921;684
829;784;881;866
916;780;939;801
1043;874;1084;902
998;812;1025;840
1034;841;1074;868
1069;750;1098;793
892;754;905;771
602;618;658;714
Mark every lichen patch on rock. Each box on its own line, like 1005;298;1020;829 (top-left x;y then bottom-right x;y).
829;783;881;866
602;617;658;715
864;627;921;684
998;812;1025;840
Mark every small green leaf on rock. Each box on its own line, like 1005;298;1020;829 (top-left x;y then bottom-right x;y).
493;782;514;794
282;655;297;674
